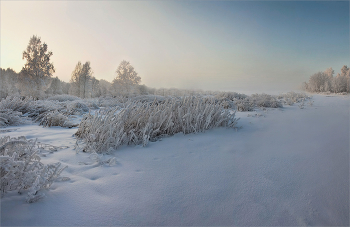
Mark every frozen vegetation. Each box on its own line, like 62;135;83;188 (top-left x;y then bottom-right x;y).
75;96;238;153
0;91;315;203
0;136;67;203
1;35;348;225
0;93;348;226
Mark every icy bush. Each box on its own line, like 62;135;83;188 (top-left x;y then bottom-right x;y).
0;96;34;114
278;92;311;106
0;136;66;203
213;92;248;109
214;92;248;100
29;100;64;122
75;96;239;153
66;100;89;115
249;93;283;108
84;99;100;109
0;109;26;127
38;111;77;128
47;94;80;102
98;97;123;108
235;98;255;111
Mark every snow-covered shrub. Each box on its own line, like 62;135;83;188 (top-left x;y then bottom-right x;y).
235;98;255;111
38;111;77;128
66;100;89;115
0;136;66;202
214;92;248;100
249;93;283;108
0;109;25;127
97;97;123;108
28;100;64;122
213;92;248;109
0;96;34;114
278;92;311;106
47;94;80;102
83;99;100;110
75;96;239;153
219;99;235;109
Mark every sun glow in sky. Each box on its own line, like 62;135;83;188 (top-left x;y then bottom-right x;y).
1;1;349;92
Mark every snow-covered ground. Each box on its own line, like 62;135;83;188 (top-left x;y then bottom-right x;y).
1;94;349;226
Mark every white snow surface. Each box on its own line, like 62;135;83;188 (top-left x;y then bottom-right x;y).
1;94;349;226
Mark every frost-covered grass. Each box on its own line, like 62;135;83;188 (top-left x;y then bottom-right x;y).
249;93;283;108
38;111;77;128
1;94;348;226
47;94;80;102
0;96;34;114
66;100;89;115
0;109;26;127
278;91;312;106
0;92;311;130
0;96;92;128
75;96;238;153
0;136;66;203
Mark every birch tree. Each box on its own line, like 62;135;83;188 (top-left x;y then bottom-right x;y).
20;36;55;98
112;60;141;96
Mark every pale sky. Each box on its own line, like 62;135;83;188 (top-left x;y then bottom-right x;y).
1;1;349;92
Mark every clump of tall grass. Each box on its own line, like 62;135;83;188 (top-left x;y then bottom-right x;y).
278;92;312;106
249;93;283;108
75;96;238;153
38;111;77;128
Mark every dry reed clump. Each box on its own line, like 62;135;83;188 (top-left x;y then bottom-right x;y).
38;111;77;128
249;93;283;108
0;109;26;127
0;136;67;203
75;96;239;153
66;100;89;115
0;96;34;114
277;92;312;106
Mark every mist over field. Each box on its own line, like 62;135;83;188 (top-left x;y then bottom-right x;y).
1;1;349;226
1;1;349;93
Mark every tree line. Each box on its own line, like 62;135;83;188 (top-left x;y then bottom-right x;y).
303;66;350;93
0;35;150;99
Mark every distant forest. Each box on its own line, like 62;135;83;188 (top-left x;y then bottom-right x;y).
0;36;217;99
1;35;349;99
303;66;350;94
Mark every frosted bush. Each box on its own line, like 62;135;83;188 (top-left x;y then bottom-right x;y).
0;136;66;203
75;96;239;153
38;111;77;128
66;100;89;115
47;94;80;102
0;96;34;114
98;97;123;108
278;92;311;106
0;109;26;127
84;99;100;109
249;93;283;108
235;98;255;111
29;100;64;123
214;92;248;100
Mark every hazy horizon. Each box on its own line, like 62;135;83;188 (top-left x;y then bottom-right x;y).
1;1;349;92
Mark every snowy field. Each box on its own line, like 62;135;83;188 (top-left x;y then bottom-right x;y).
1;94;349;226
